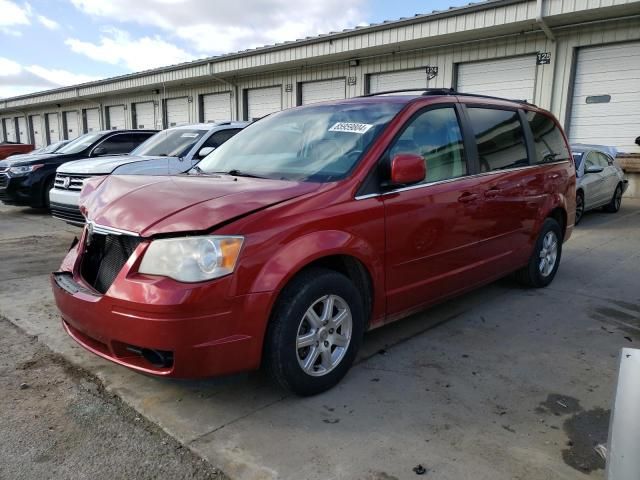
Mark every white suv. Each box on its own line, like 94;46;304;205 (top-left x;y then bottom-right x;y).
50;122;247;225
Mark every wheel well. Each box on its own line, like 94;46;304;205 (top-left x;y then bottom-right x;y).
548;207;567;237
297;255;374;324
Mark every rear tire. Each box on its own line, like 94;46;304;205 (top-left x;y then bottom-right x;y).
604;184;622;213
516;218;563;288
264;267;365;396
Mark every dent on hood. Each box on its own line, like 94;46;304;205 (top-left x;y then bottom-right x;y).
78;174;322;237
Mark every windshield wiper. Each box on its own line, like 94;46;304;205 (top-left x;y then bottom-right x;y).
212;169;267;179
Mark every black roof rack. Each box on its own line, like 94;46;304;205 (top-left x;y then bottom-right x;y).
455;92;531;105
362;88;455;97
361;88;533;106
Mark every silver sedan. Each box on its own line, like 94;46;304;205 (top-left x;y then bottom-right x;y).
572;144;628;224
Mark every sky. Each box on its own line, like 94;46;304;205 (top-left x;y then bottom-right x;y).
0;0;474;99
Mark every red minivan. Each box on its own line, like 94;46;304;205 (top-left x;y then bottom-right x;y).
52;90;576;395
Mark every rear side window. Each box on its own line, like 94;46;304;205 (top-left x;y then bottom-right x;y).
202;129;242;149
98;133;152;154
466;107;529;172
526;111;570;164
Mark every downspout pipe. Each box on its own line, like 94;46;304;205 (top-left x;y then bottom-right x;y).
537;0;556;41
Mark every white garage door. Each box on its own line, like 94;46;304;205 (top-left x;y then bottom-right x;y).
569;42;640;154
46;113;60;143
133;102;155;129
202;92;232;123
301;78;346;105
457;56;537;102
17;117;27;143
369;69;428;94
107;105;126;130
30;115;44;148
3;118;17;142
84;108;100;132
63;111;79;140
165;97;189;127
247;86;282;120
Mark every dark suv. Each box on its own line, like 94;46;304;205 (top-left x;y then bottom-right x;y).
0;129;156;209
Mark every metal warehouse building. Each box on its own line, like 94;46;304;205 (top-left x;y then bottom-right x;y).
1;0;639;172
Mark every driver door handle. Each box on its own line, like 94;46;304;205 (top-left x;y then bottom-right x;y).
458;192;479;203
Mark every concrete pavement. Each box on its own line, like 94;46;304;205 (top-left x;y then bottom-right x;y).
1;201;638;480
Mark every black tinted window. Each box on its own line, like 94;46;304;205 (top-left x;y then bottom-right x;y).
98;133;152;154
526;111;570;164
202;129;242;148
467;108;528;172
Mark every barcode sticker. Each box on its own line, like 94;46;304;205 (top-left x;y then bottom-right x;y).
328;122;373;134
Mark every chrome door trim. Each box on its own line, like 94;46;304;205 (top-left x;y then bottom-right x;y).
354;160;569;200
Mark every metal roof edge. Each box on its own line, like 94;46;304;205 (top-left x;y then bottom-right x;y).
0;0;522;105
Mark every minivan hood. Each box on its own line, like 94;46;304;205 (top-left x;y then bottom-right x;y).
80;174;322;236
58;154;153;175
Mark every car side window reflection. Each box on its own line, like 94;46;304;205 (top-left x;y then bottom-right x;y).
388;107;467;184
467;107;529;172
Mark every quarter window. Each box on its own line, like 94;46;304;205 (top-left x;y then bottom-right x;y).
388;107;467;183
466;108;528;172
526;111;570;164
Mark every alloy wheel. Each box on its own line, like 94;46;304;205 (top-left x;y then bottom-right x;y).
296;294;353;377
576;194;584;224
539;231;558;277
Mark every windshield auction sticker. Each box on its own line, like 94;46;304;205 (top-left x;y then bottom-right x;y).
328;122;373;134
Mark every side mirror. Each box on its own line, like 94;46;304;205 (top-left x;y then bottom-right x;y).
390;154;426;186
635;136;640;147
92;146;107;156
198;146;215;158
585;165;604;174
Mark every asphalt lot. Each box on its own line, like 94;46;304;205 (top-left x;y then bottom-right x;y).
1;200;639;480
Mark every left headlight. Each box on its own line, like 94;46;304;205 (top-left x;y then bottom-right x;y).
138;235;244;283
8;164;44;176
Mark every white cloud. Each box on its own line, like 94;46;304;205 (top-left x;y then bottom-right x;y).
0;56;98;99
37;14;59;30
0;0;31;35
65;28;195;71
69;0;366;56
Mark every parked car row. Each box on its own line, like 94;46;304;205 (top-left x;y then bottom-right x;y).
0;90;628;395
50;122;247;225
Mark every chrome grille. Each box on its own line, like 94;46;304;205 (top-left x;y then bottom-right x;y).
54;173;90;191
0;174;8;189
0;166;8;173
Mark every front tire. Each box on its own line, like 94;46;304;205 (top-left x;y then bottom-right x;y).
604;184;622;213
42;176;55;210
264;268;365;396
575;191;584;225
516;218;563;288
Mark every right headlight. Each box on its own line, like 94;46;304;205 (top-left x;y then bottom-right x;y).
138;235;244;282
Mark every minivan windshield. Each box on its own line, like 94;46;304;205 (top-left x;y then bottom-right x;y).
196;103;403;182
131;129;207;157
56;132;103;155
